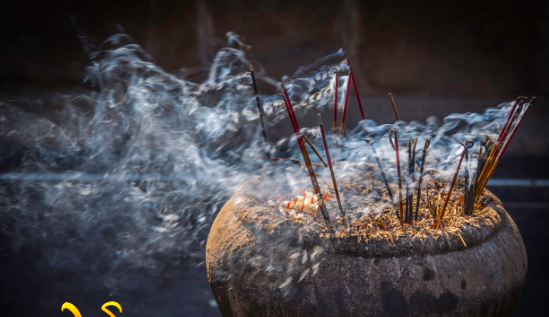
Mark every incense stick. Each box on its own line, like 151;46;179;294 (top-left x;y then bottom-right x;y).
414;139;430;223
407;138;418;222
436;140;474;229
302;134;328;168
389;93;401;121
341;49;366;120
330;68;339;153
411;138;418;178
462;149;470;214
389;128;404;230
339;72;352;145
405;140;412;223
249;65;270;161
279;84;331;226
463;148;482;215
318;114;347;227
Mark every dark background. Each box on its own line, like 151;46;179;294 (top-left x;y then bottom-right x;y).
1;0;548;316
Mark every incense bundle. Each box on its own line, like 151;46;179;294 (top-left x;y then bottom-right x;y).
474;97;535;203
474;97;527;192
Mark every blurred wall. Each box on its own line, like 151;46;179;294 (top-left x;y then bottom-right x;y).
1;0;547;96
1;0;548;153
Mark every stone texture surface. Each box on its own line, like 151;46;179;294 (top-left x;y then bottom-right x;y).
207;184;527;316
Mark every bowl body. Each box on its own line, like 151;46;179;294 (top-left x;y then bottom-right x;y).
206;185;527;317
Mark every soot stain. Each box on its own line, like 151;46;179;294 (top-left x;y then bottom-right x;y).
410;290;438;313
423;267;435;281
380;281;409;315
438;290;459;312
409;289;460;314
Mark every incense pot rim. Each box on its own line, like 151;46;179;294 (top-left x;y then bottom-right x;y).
234;180;505;258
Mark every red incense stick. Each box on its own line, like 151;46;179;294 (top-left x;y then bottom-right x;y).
330;68;339;152
280;84;331;226
318;113;347;226
341;49;365;120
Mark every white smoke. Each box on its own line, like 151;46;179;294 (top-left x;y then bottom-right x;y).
0;33;512;290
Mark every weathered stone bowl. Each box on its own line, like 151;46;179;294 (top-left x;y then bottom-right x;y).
206;182;527;316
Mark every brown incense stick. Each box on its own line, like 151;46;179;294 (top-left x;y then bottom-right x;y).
279;84;331;226
464;148;483;215
462;150;470;213
389;93;400;121
318;114;347;227
414;139;430;222
339;72;352;145
436;140;474;229
302;134;328;168
249;65;270;161
389;128;404;230
405;140;412;223
409;138;417;223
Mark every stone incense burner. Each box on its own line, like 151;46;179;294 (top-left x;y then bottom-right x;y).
206;178;527;316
